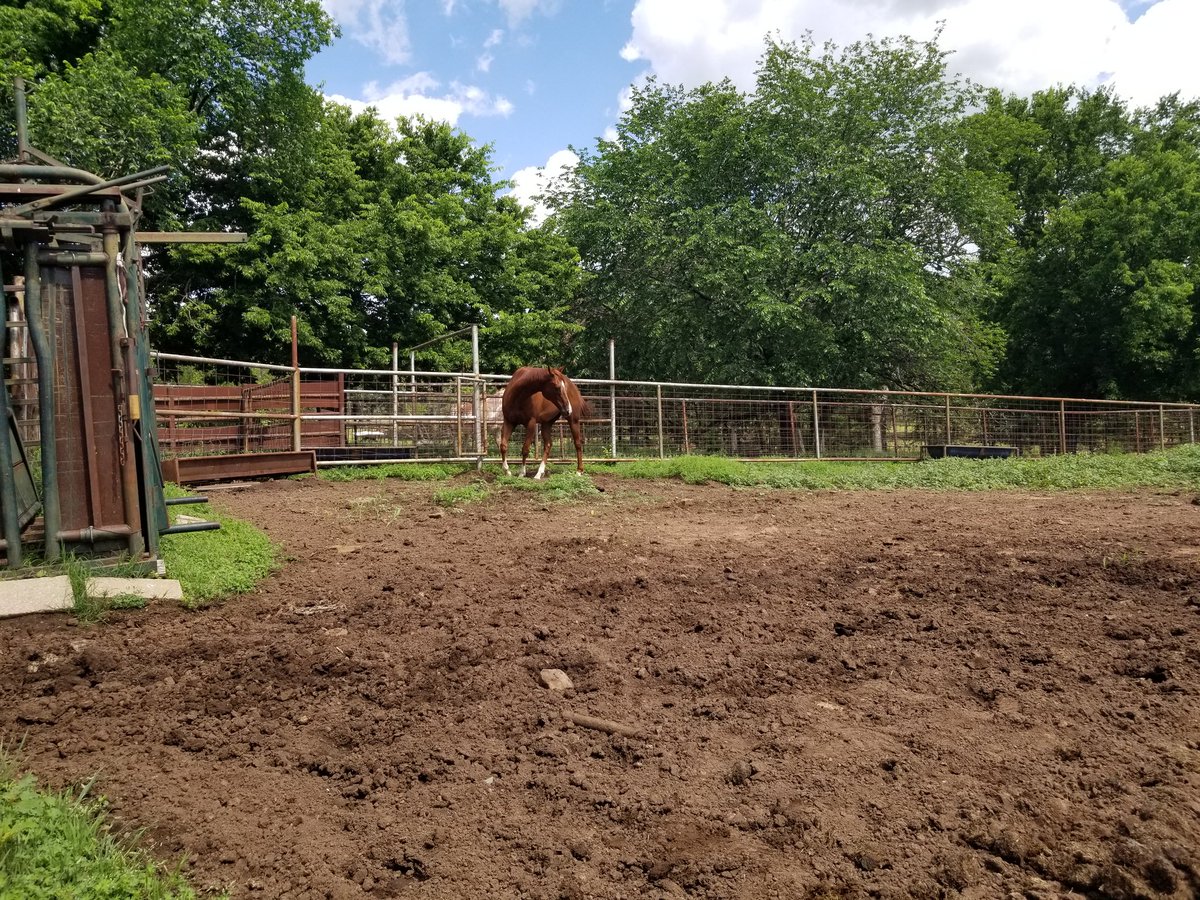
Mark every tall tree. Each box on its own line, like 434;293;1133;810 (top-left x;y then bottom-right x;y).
153;106;582;369
548;34;1009;389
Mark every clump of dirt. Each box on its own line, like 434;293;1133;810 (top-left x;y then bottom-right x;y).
2;477;1198;898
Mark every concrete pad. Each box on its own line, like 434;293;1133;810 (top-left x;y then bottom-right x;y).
88;577;183;601
0;575;75;618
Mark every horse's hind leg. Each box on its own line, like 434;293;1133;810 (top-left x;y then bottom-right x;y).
535;422;554;480
520;421;536;477
499;422;513;480
569;418;584;476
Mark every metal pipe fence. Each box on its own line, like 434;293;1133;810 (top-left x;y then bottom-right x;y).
148;352;1200;465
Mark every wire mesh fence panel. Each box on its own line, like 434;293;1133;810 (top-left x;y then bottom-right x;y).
152;353;296;458
148;355;1200;465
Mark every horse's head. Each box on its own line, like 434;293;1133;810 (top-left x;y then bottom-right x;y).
542;367;574;418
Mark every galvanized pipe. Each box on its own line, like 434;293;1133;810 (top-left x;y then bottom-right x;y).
160;521;220;536
472;325;482;467
102;216;144;557
36;251;108;266
58;524;133;543
0;164;104;186
0;259;22;567
23;241;61;561
609;338;617;459
164;496;209;507
5;165;169;217
14;78;29;164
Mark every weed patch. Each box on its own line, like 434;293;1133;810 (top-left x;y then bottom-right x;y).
0;749;205;899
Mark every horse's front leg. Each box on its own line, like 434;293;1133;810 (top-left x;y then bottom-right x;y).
535;421;554;480
500;421;515;476
520;420;536;477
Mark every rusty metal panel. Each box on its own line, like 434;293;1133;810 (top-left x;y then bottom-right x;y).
41;265;128;536
162;451;316;484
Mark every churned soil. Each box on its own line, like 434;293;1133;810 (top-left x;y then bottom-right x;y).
3;474;1199;899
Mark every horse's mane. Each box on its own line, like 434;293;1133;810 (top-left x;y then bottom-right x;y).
506;366;553;398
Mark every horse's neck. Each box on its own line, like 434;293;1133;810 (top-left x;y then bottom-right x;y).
509;368;551;400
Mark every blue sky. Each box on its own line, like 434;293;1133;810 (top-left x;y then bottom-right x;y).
311;0;1195;212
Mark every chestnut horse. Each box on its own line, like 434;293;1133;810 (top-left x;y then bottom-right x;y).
499;367;586;478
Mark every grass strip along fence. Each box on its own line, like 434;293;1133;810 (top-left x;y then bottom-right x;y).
318;444;1200;496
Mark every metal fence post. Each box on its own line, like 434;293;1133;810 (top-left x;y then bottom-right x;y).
656;383;664;459
1159;404;1166;451
609;338;617;459
472;325;482;468
390;342;399;447
1058;400;1067;454
945;394;952;446
290;315;301;453
1190;407;1195;444
812;390;821;459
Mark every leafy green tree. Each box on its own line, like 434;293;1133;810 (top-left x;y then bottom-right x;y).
998;98;1200;398
153;106;581;368
548;34;1009;389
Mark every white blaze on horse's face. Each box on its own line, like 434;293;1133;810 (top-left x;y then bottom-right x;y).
552;373;572;417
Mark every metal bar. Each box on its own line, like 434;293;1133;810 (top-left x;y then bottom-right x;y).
152;351;294;372
291;316;302;452
404;325;477;354
455;376;463;457
472;325;482;466
164;497;209;506
135;231;248;244
391;342;399;447
314;455;923;468
103;215;144;557
160;521;221;535
945;395;952;445
1159;404;1165;451
1190;408;1195;444
24;241;61;560
37;251;107;266
656;384;664;459
1059;400;1067;454
682;399;690;454
156;410;298;420
609;339;617;459
14;78;30;164
0;258;22;567
812;390;821;460
5;166;171;217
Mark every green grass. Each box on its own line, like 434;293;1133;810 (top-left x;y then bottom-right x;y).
0;749;206;900
494;472;602;501
160;485;277;608
319;462;470;482
601;444;1200;491
433;482;490;507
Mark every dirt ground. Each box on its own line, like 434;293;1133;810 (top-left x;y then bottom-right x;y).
3;474;1199;899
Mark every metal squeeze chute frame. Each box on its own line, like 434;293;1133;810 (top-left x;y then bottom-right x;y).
0;79;240;570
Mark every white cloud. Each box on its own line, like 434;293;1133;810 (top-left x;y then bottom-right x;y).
621;0;1200;108
496;0;559;26
484;28;505;48
509;148;579;224
441;0;458;13
477;52;495;72
328;74;515;127
321;0;412;65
